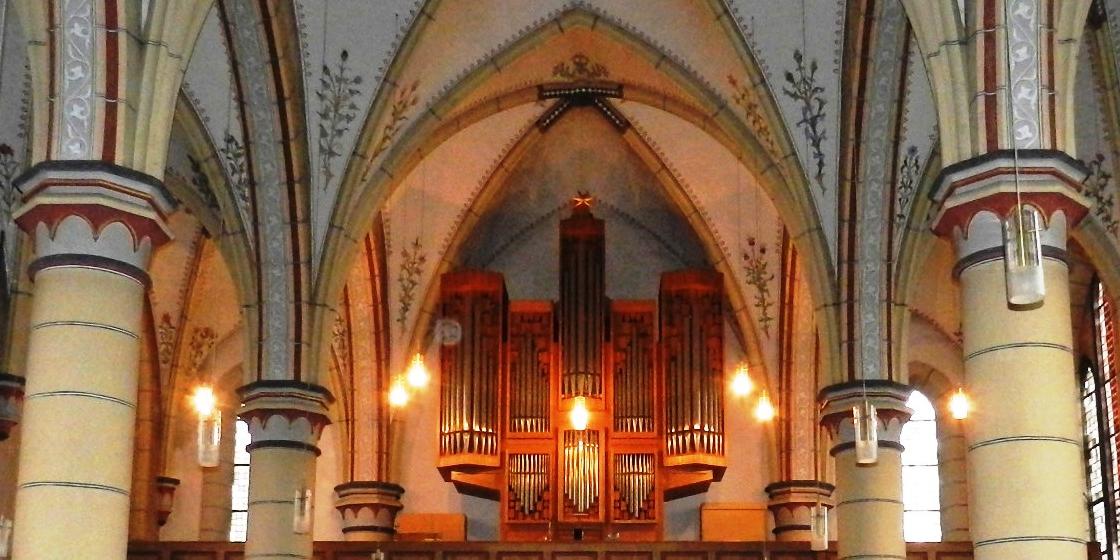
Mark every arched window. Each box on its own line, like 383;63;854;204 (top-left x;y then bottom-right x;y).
901;390;941;542
229;419;252;542
1083;280;1120;560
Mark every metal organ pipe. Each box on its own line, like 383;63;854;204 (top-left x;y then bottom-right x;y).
559;205;605;398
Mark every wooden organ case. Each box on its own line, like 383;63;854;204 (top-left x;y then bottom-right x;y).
438;198;726;542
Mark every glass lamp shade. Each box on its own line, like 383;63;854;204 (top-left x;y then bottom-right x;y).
0;516;11;558
853;402;878;464
810;504;829;551
196;409;222;468
293;488;313;534
1003;206;1045;306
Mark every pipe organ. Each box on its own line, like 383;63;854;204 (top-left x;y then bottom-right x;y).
438;196;726;541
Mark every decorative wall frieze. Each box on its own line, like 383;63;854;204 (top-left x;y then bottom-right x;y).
781;49;828;191
316;50;365;190
157;313;177;370
552;53;609;80
58;0;96;159
396;237;426;332
1083;153;1118;235
1005;0;1043;150
742;236;775;336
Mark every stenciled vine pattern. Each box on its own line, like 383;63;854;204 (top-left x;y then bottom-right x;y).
220;133;252;230
895;145;921;225
1084;153;1118;235
316;50;364;190
742;236;775;336
186;155;219;210
782;50;827;190
728;74;776;155
370;80;420;162
0;144;21;219
397;236;427;331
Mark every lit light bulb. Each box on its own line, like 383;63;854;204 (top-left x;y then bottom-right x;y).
405;353;430;389
731;363;754;397
388;381;410;408
191;386;217;418
754;391;775;422
569;396;590;430
949;387;970;420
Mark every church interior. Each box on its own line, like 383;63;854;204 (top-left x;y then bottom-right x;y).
1;1;1120;559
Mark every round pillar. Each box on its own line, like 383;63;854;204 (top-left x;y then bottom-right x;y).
932;152;1091;559
764;480;834;542
820;380;911;560
238;381;333;560
334;481;405;541
10;162;172;559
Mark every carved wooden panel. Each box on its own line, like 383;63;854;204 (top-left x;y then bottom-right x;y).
508;304;552;433
660;270;725;460
440;271;506;460
611;304;655;433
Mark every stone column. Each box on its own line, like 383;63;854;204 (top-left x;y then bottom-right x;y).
239;381;333;559
820;381;911;560
934;393;969;541
764;480;834;542
334;481;405;541
8;162;172;559
931;152;1091;559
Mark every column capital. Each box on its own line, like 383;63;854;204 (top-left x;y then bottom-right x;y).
764;479;834;540
819;380;912;449
929;149;1090;240
334;481;405;541
0;373;25;441
14;161;176;280
237;381;334;452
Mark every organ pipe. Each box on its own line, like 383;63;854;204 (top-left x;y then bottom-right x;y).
659;270;725;460
559;203;605;398
439;270;506;459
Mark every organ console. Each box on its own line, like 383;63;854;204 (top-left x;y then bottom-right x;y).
438;194;726;541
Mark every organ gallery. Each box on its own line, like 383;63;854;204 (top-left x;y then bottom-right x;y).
0;1;1118;560
437;197;727;541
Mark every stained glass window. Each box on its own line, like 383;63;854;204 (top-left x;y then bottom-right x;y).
901;390;941;542
1083;281;1120;560
229;419;251;542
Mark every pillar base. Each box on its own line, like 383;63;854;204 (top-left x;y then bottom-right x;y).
335;481;405;542
764;480;834;542
0;374;24;441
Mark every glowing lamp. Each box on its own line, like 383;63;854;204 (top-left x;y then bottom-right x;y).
405;353;430;389
569;396;590;430
730;363;754;397
388;381;410;408
192;386;221;468
949;388;970;420
753;391;775;422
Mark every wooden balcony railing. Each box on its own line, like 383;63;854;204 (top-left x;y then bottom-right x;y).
126;540;1105;560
